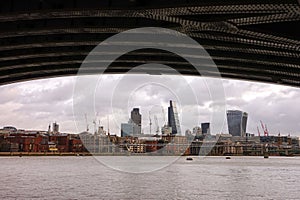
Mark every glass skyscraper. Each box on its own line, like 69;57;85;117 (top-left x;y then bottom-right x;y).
121;119;140;137
227;110;248;137
168;100;181;135
201;122;210;135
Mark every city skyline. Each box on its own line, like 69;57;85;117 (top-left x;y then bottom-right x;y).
0;74;299;136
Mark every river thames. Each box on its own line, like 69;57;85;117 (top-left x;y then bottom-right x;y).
0;156;299;199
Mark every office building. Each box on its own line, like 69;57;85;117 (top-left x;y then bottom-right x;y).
227;110;248;137
201;123;210;135
168;100;181;135
121;119;140;137
131;108;142;135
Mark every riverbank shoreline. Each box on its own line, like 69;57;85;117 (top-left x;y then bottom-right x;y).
1;152;300;157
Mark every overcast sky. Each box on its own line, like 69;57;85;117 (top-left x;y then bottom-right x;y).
0;74;299;137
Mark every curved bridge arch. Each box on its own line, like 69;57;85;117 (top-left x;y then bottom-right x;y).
0;0;299;86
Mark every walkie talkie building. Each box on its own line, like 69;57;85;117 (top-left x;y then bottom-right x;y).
227;110;248;137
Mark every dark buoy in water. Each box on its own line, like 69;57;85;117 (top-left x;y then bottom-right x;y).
264;152;269;158
186;157;193;161
264;154;269;159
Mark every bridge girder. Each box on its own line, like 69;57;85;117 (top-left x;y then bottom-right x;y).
0;0;299;86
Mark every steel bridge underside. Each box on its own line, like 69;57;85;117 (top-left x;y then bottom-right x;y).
0;0;299;86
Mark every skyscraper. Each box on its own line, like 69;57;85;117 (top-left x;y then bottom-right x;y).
131;108;141;135
121;119;140;137
201;123;210;135
227;110;248;137
168;100;181;135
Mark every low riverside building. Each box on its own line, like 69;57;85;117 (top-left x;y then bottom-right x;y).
6;133;46;152
139;137;160;153
79;131;113;153
0;126;74;153
49;134;70;152
160;135;190;155
128;143;146;153
69;135;85;152
48;141;57;152
0;134;10;152
1;125;300;156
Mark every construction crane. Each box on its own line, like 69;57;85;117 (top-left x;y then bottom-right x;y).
257;126;261;137
260;120;266;136
149;111;152;135
162;107;166;126
260;120;269;136
93;119;97;135
154;115;159;135
85;114;89;132
265;124;269;136
107;115;110;135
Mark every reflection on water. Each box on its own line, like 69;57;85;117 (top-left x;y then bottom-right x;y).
0;156;300;199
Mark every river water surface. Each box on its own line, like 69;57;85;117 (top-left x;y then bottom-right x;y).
0;156;299;199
